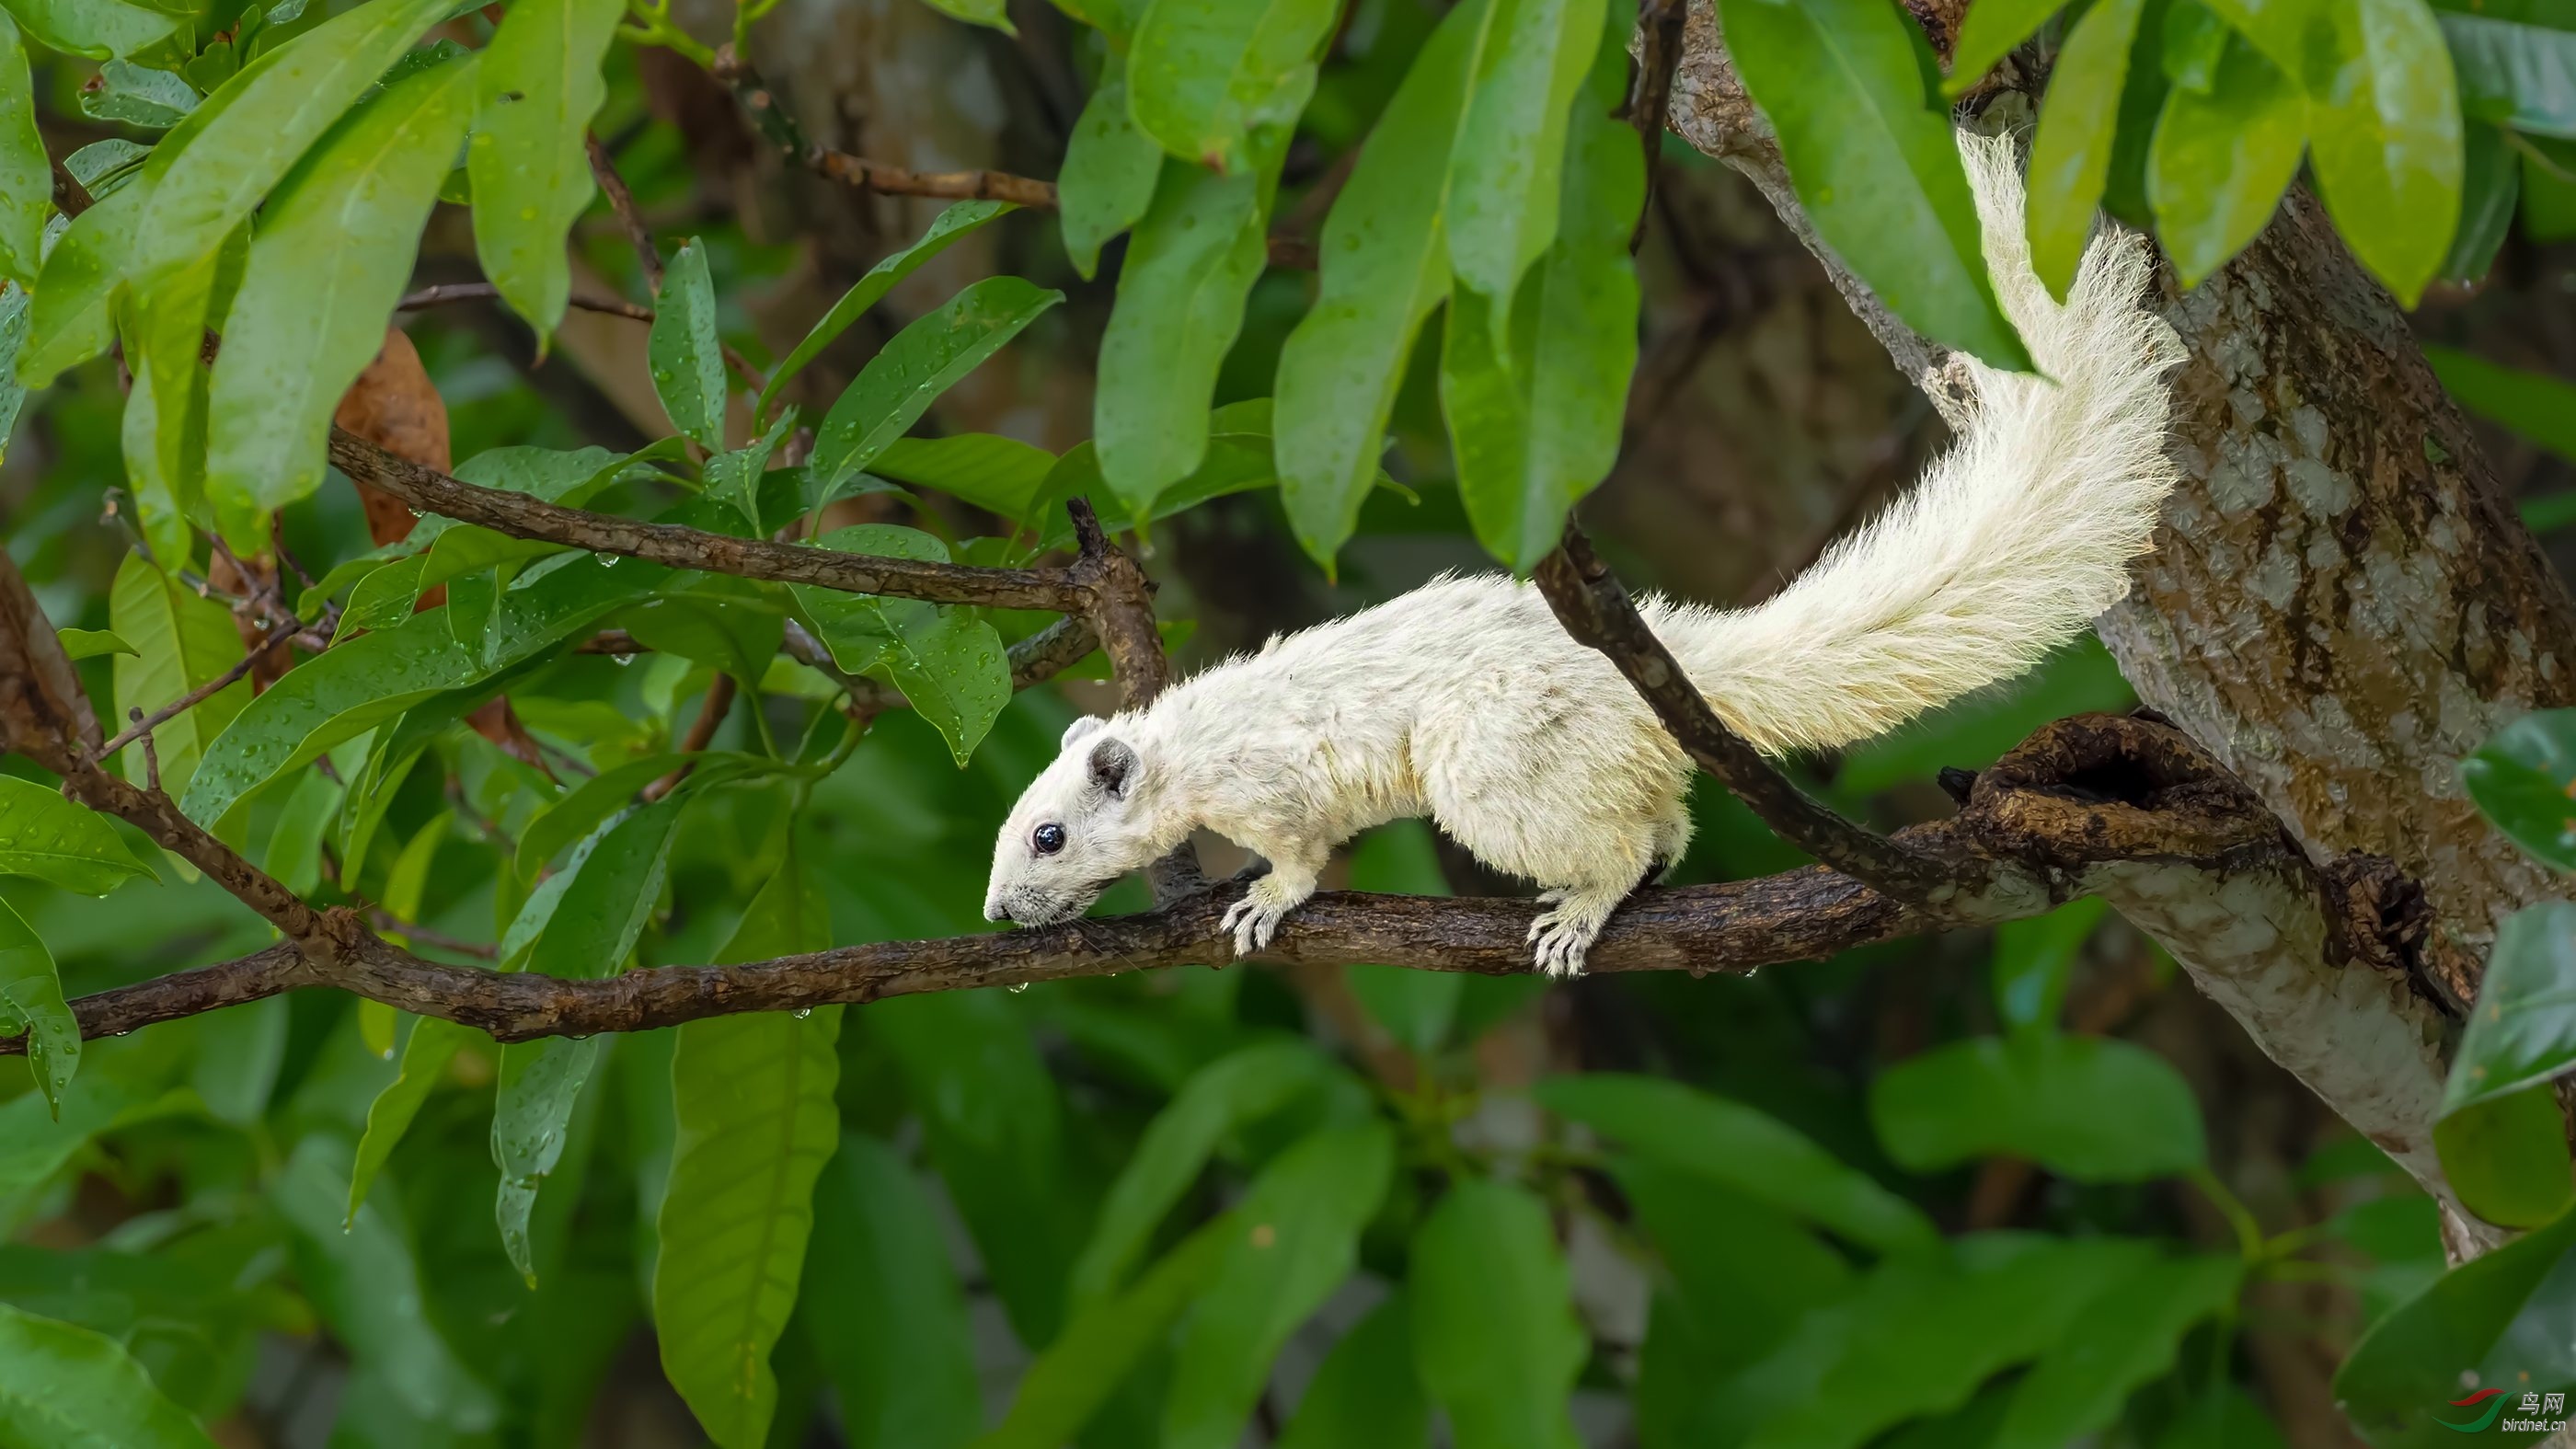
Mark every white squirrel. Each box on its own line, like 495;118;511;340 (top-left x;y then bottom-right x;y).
983;133;2186;978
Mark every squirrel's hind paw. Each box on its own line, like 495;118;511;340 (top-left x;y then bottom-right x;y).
1527;884;1630;979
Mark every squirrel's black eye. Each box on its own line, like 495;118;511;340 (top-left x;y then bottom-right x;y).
1032;822;1067;856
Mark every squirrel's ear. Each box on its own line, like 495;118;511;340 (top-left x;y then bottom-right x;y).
1087;736;1139;799
1063;716;1107;751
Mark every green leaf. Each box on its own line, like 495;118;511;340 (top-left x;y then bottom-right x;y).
125;222;242;541
874;989;1087;1349
1096;137;1284;519
494;799;683;1282
0;0;178;59
707;408;798;532
1165;1122;1395;1449
806;275;1061;501
0;1300;219;1447
1278;1294;1431;1449
976;1215;1235;1449
334;553;431;640
756;200;1014;424
80;60;198;130
276;1133;500;1430
2428;345;2576;467
1445;0;1604;302
1071;1039;1348;1305
915;0;1015;32
868;432;1057;520
0;1071;146;1200
1870;1033;2208;1180
54;627;135;660
1948;0;2069;96
657;845;841;1449
1059;59;1161;278
259;765;342;895
1992;1254;2242;1449
2148;32;2307;286
650;236;728;451
2439;6;2576;140
128;0;461;299
0;774;153;894
179;609;479;826
20;172;145;390
804;1134;983;1449
2449;899;2576;1113
0;899;74;1116
1410;1179;1587;1449
1438;17;1639;571
2464;707;2576;867
2025;0;2152;300
793;524;1009;765
2435;1084;2576;1229
1537;1073;1943;1254
347;1013;473;1225
110;554;249;806
0;11;47;291
1718;0;2032;370
467;0;623;346
1740;1236;2159;1449
514;751;696;878
2335;1197;2576;1442
205;53;478;512
2302;0;2460;305
1124;0;1333;169
2444;121;2519;286
1991;897;2106;1034
1274;0;1481;568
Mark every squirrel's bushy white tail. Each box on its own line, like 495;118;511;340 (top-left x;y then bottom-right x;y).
1662;131;2186;755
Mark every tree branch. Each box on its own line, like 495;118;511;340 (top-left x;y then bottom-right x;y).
586;131;665;296
326;426;1093;613
1534;521;1966;902
703;43;1318;270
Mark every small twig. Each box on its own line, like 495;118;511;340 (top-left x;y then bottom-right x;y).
370;911;501;960
270;512;318;591
1533;520;1964;903
643;673;736;802
587;131;665;296
129;709;160;791
702;45;1322;270
1060;497;1202;901
397;282;768;393
50;158;93;221
98;654;261;759
1626;0;1686;253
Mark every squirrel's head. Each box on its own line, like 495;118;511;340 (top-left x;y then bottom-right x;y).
983;716;1160;928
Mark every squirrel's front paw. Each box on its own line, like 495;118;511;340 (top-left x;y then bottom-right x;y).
1220;880;1302;956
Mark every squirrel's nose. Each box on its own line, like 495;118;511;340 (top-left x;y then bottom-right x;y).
983;902;1006;923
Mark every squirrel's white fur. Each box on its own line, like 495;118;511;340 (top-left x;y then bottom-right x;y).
985;133;2186;977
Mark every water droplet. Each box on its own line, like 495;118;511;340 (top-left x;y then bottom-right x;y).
612;652;634;665
1007;982;1029;995
791;1006;811;1019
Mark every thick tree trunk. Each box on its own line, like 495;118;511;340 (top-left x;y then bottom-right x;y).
1665;3;2575;1245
